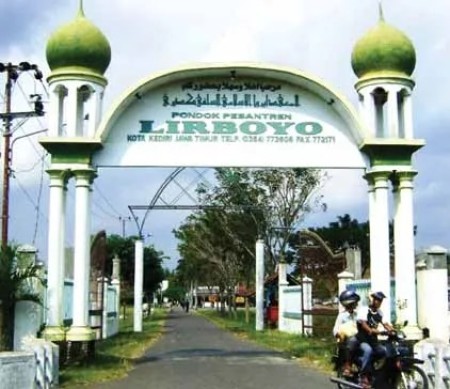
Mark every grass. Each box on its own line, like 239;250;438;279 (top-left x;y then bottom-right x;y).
59;308;167;388
196;308;336;373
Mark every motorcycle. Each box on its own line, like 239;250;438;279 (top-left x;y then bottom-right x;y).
330;330;429;389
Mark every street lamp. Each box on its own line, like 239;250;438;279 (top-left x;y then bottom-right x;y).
0;62;44;249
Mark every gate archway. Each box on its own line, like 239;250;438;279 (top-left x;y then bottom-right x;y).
39;5;424;342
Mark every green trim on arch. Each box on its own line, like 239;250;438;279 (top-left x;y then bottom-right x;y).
39;138;103;165
360;139;424;167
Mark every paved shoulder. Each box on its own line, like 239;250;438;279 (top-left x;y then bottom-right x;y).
89;309;333;389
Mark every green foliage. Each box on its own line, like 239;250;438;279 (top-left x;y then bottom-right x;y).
59;308;167;387
104;235;166;302
174;167;325;296
0;245;46;351
310;214;369;250
163;284;186;302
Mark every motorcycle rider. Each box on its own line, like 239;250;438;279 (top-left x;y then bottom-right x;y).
332;290;360;377
356;291;395;387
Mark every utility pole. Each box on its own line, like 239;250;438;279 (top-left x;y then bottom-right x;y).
0;62;44;249
119;216;131;237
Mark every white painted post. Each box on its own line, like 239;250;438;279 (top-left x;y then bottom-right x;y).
102;278;108;339
302;276;313;335
278;260;288;332
134;239;144;332
255;239;265;331
111;255;121;321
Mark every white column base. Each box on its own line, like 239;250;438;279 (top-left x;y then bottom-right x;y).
66;326;95;342
41;326;65;342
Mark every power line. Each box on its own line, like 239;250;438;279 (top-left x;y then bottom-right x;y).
11;174;48;225
93;182;122;217
13;152;48;174
32;153;46;245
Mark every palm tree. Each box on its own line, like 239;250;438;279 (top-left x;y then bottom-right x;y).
0;245;45;351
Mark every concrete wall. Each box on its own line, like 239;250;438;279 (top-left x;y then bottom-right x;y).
21;338;59;389
280;285;303;334
0;352;36;389
278;277;312;335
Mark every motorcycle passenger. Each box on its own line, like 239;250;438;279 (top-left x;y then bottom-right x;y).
332;290;360;377
356;291;395;387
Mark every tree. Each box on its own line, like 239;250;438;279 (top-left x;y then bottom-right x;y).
0;245;45;351
105;234;166;304
304;214;370;275
196;168;326;272
173;167;325;316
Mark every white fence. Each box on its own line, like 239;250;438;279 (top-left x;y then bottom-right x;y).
14;277;120;350
278;277;313;335
12;277;120;388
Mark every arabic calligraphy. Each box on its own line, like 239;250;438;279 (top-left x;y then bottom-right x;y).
162;93;300;108
181;81;281;92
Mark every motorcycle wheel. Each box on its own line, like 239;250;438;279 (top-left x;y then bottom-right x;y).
394;365;429;389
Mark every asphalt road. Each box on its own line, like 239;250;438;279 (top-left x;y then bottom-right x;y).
88;307;334;389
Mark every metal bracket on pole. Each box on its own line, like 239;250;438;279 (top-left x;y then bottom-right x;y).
0;111;43;120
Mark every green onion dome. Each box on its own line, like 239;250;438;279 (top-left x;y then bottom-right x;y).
46;7;111;78
351;16;416;81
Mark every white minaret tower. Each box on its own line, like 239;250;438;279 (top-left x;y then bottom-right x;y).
41;0;111;343
351;4;424;336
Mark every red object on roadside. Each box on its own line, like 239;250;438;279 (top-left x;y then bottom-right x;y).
266;305;279;327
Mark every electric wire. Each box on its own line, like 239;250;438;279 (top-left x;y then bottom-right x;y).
32;153;46;245
93;182;123;218
14;152;48;174
11;173;49;225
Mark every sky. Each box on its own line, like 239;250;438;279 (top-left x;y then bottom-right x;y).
1;0;450;271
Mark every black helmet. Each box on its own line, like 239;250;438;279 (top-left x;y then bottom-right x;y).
370;291;386;301
339;290;360;307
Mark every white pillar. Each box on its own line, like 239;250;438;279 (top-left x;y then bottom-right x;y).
255;239;265;331
366;171;392;322
402;92;414;139
76;90;85;136
387;86;400;138
302;276;313;335
278;260;288;331
393;171;419;330
48;85;61;137
360;90;376;136
42;169;67;341
102;277;109;339
65;85;79;137
134;239;144;332
87;87;103;137
111;255;121;336
67;169;95;341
